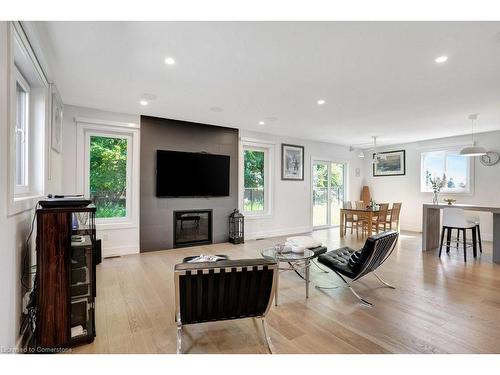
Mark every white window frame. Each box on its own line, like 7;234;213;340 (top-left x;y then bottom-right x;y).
14;66;31;196
310;157;349;229
239;138;275;219
7;21;48;216
76;118;140;230
420;149;474;194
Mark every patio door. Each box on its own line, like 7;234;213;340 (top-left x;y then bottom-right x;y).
312;161;346;229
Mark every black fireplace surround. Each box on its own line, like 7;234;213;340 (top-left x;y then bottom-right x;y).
173;209;213;248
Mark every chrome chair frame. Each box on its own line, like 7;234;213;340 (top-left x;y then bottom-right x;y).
174;260;278;354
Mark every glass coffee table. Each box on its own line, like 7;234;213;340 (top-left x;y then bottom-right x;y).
261;246;315;306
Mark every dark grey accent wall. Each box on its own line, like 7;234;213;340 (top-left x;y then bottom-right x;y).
140;116;239;252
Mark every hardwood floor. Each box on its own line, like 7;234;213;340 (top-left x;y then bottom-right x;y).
71;229;500;354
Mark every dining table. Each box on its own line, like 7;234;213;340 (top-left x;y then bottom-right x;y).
340;207;381;237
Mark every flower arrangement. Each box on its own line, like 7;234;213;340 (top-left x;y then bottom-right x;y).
426;171;447;204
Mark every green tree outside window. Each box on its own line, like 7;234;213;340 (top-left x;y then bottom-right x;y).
89;136;127;218
244;150;265;212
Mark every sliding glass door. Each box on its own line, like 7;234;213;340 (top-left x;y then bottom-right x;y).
312;161;346;229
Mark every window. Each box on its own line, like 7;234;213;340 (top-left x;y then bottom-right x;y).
241;140;274;216
9;22;47;215
77;119;139;231
244;149;265;212
14;69;30;195
421;150;472;193
88;135;129;219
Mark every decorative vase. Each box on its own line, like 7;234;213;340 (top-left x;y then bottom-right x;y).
432;191;439;205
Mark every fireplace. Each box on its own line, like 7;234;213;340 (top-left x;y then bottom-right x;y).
173;209;213;248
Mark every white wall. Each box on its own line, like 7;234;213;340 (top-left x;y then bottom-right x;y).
363;131;500;240
239;130;364;239
0;22;62;349
61;105;140;256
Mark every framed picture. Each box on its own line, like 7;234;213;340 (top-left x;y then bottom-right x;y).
373;150;406;176
51;84;63;153
281;144;304;180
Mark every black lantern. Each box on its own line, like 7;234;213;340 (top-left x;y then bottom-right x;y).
228;209;244;244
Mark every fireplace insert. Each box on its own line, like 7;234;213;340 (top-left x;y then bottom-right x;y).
173;209;213;248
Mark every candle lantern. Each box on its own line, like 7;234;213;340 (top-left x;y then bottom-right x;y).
228;209;244;244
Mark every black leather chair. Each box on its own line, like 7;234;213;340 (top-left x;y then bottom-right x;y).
174;258;278;354
316;230;399;307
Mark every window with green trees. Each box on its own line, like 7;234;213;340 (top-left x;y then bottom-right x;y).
89;135;128;218
244;149;265;212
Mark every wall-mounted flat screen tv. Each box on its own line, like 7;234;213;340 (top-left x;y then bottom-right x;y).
156;150;230;197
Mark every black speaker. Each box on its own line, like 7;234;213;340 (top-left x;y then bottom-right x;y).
94;239;102;265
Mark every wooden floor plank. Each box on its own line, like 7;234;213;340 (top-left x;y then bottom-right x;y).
70;229;500;354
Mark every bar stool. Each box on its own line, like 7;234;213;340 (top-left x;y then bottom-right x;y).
439;207;478;262
458;215;483;253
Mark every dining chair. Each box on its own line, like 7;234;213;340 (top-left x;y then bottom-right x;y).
343;201;357;235
355;201;365;209
370;203;389;233
354;201;369;235
386;203;402;231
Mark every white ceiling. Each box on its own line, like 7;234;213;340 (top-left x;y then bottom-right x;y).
33;21;500;147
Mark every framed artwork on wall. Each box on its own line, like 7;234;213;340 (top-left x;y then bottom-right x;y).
281;144;304;180
51;84;63;153
373;149;406;176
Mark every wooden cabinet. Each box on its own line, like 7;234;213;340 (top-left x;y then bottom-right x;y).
35;205;97;349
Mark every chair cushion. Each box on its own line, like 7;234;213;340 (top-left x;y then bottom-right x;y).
317;247;358;279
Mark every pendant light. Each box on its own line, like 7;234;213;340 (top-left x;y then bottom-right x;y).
372;136;386;164
460;114;486;156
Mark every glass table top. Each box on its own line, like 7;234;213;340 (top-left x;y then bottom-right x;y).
261;246;315;262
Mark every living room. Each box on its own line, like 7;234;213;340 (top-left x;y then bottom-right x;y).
2;1;500;373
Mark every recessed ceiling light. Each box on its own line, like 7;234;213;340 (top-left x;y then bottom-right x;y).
210;106;224;112
317;99;326;105
434;55;448;64
164;57;176;66
259;121;265;126
140;100;148;106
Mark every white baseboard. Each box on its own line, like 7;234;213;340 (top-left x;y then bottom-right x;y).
246;226;313;241
102;245;139;258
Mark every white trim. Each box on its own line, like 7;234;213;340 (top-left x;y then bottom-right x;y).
101;245;140;258
310;157;348;229
245;225;312;241
76;119;140;232
12;22;48;86
7;22;48;216
239;139;275;219
75;116;139;129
